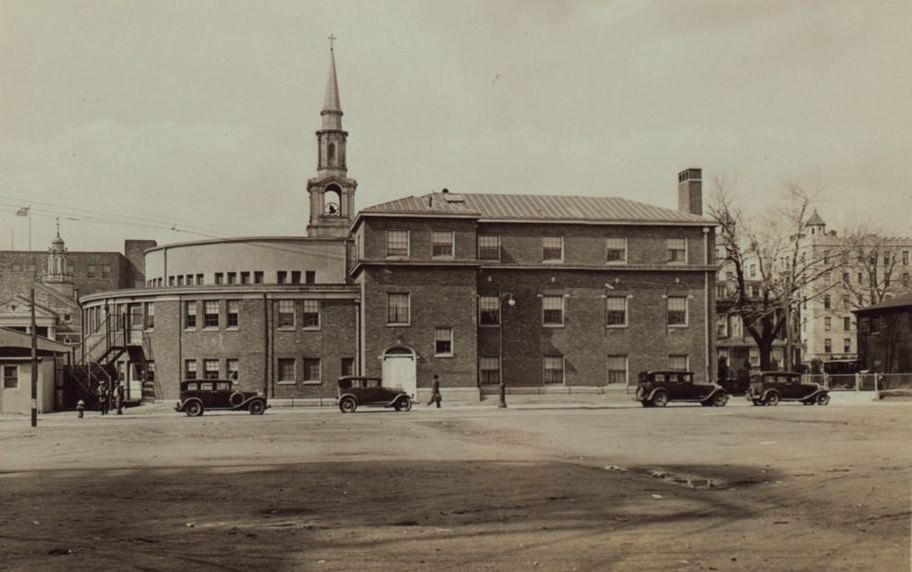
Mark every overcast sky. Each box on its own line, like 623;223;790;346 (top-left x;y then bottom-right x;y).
1;0;910;252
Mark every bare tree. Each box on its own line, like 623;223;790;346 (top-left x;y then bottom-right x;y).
838;222;912;309
711;180;838;370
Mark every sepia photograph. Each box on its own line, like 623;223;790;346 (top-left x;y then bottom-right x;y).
0;1;910;570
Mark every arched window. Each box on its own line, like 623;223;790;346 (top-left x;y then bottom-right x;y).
324;184;342;216
327;142;336;163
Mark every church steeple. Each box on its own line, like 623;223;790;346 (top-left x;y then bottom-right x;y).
44;219;74;297
307;35;357;238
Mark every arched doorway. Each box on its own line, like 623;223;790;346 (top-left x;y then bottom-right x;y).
382;346;417;398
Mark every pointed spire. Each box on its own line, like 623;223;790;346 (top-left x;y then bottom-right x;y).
322;34;342;114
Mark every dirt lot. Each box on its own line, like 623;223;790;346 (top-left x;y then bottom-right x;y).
0;401;909;571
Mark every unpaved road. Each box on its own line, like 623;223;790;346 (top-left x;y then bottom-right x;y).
0;402;909;571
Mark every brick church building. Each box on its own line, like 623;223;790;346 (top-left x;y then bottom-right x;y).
78;45;718;404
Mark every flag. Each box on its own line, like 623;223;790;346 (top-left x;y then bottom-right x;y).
15;207;29;216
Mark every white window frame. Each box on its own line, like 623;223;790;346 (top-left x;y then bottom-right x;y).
542;295;565;327
387;293;411;326
543;355;565;384
478;296;501;326
301;299;320;329
478;235;501;261
227;300;239;329
434;327;454;357
203;359;219;380
667;354;689;371
184;301;197;329
184;359;198;380
666;295;688;327
203;300;219;329
277;300;296;329
432;231;455;259
277;358;296;384
302;358;321;384
605;237;627;265
542;236;564;263
667;238;688;264
386;230;410;258
226;358;239;380
605;296;627;328
479;356;501;384
606;355;628;385
2;365;19;389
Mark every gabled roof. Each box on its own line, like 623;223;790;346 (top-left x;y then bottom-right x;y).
0;294;59;319
359;192;711;225
807;210;826;226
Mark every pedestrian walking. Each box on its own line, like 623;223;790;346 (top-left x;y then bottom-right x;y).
96;381;109;415
427;374;442;408
115;382;125;415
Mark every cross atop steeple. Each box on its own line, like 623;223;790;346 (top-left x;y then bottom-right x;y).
55;217;60;237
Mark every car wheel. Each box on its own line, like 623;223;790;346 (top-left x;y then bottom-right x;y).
764;392;780;406
394;396;412;412
229;391;245;408
339;396;357;413
248;400;266;415
817;393;831;406
712;392;729;407
651;390;668;408
184;401;203;417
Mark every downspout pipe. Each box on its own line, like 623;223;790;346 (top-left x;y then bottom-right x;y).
703;226;712;384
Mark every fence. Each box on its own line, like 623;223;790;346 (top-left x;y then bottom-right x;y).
807;373;912;392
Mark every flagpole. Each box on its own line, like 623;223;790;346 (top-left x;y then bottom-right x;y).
28;207;32;252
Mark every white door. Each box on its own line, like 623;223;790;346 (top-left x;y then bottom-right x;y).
382;354;417;398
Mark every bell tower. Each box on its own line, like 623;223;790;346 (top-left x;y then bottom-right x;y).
43;219;75;298
307;35;357;238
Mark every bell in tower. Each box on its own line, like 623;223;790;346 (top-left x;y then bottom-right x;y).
307;35;358;238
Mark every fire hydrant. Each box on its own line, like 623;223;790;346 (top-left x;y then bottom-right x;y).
76;399;85;419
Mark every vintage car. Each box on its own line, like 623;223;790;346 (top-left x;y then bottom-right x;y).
175;379;269;416
336;376;412;413
635;370;729;408
747;371;830;406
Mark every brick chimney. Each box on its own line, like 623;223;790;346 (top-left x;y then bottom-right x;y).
678;167;702;216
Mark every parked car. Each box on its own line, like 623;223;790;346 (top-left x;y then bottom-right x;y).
175;379;269;416
635;370;729;407
747;371;830;406
336;376;412;413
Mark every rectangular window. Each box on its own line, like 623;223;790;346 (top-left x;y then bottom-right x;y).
2;365;18;389
387;293;410;325
227;272;237;285
291;271;302;284
542;295;564;326
843;338;851;353
203;359;219;380
904;273;911;287
204;300;219;328
185;274;193;285
478;235;500;260
341;357;355;377
277;300;295;328
543;355;564;384
227;300;239;328
716;315;728;337
605;296;627;327
227;359;239;380
184;301;197;329
824;338;832;353
386;230;409;257
667;239;687;264
432;231;455;258
305;270;316;285
240;271;250;285
606;356;627;384
904;251;909;265
668;354;689;371
843;317;851;331
254;271;264;284
479;356;500;384
478;296;500;326
434;328;453;356
214;272;224;285
824;295;831;310
177;275;184;286
825;317;831;331
145;302;155;330
196;273;204;285
302;358;321;382
87;264;97;278
748;348;759;367
666;296;687;326
605;237;627;264
277;271;287;284
301;300;320;328
184;359;197;380
277;358;295;383
102;264;112;276
542;236;563;262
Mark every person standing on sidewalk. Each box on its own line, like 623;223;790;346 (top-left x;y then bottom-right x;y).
427;374;442;408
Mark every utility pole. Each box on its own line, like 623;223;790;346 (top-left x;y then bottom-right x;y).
30;288;38;428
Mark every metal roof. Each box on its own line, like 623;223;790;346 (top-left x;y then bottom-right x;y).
360;192;711;224
854;294;912;314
